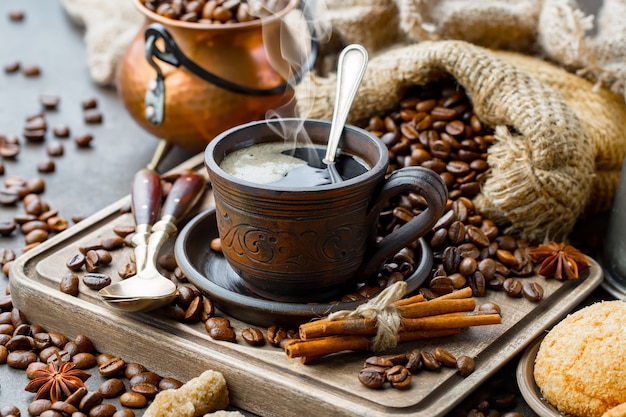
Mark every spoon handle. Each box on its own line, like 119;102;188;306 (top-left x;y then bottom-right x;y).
130;169;162;272
143;171;207;272
324;44;368;163
160;170;207;222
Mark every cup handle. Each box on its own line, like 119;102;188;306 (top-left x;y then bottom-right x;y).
357;166;448;279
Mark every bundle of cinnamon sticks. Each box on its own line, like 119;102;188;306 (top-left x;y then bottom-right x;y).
284;287;501;363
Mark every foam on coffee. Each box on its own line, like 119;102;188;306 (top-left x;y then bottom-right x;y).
220;142;307;184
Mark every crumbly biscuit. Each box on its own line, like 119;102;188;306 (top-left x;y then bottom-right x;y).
144;370;229;417
603;402;626;417
534;300;626;417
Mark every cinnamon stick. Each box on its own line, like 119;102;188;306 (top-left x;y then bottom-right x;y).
392;293;426;306
299;297;478;339
400;312;501;332
284;336;371;359
395;297;476;318
285;328;462;360
436;287;473;300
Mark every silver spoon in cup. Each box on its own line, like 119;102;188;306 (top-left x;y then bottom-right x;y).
323;44;368;183
99;169;206;312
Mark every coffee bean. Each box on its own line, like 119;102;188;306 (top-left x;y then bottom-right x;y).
98;378;126;398
4;61;20;73
478;302;501;314
23;65;41;77
0;345;8;363
468;271;487;297
420;350;441;371
184;296;203;322
66;253;86;271
99;356;126;377
78;391;104;414
241;327;265;346
37;159;56;173
6;334;33;351
120;391;147;408
72;352;97;369
129;371;161;386
0;405;21;416
81;97;98;110
24;228;48;245
358;366;386;389
53;124;70;138
385;365;411;389
7;349;37;368
51;400;79;414
83;109;103;124
46;141;64;156
82;273;111;290
266;325;289;347
130;382;158;398
28;399;53;416
434;347;457;367
502;278;523;298
63;386;88;408
40;94;60;110
96;353;114;366
158;377;183;390
101;236;125;251
0;248;16;263
456;355;476;377
208;326;236;342
74;133;93;147
0;188;20;206
21;219;49;234
59;273;80;296
522;282;544;302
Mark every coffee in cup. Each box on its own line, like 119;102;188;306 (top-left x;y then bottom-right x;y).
205;118;447;302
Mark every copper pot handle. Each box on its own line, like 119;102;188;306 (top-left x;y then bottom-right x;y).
143;9;319;125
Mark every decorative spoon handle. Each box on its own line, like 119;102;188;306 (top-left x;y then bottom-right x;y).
130;169;162;272
160;170;207;222
144;171;207;271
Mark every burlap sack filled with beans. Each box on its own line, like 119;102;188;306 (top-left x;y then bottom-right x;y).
296;0;626;242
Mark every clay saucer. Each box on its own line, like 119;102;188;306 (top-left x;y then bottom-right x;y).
175;209;433;327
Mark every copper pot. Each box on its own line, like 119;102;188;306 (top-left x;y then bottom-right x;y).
116;0;316;152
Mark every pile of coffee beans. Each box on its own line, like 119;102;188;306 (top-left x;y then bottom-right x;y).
364;79;545;303
142;0;289;24
0;305;184;416
359;346;475;390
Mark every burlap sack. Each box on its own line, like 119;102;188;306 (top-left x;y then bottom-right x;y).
295;40;596;242
583;0;626;100
495;50;626;215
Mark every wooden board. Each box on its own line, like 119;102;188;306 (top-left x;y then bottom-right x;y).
9;154;603;417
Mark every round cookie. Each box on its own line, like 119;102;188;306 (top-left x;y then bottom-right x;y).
534;300;626;417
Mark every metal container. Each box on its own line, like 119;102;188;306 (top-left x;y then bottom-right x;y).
602;157;626;299
116;0;316;152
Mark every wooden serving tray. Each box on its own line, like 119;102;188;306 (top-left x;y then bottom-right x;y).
10;154;603;417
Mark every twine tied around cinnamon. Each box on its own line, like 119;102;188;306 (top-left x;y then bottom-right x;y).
326;281;407;352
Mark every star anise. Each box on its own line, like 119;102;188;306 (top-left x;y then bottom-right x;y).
24;361;91;403
529;241;591;280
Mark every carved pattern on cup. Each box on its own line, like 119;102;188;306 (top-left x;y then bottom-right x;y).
220;222;368;268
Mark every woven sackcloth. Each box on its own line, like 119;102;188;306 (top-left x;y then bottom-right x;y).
495;51;626;215
295;40;595;242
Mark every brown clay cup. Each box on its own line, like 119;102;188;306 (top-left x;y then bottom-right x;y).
205;118;448;302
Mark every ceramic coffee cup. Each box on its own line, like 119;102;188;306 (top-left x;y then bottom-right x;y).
205;118;447;302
